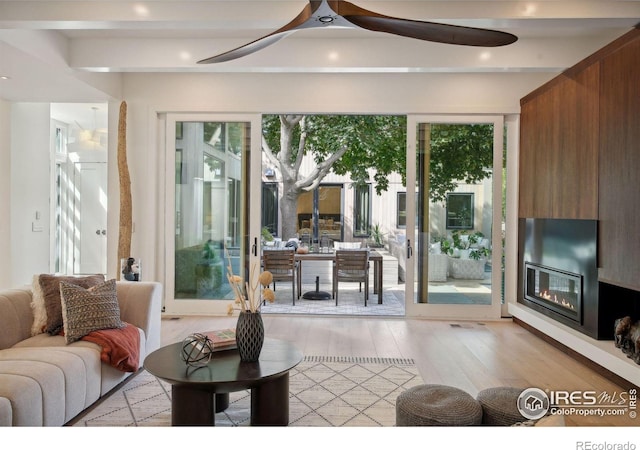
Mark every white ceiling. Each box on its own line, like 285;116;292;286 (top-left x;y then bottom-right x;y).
0;1;638;113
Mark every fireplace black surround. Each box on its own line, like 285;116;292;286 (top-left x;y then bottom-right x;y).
518;218;639;340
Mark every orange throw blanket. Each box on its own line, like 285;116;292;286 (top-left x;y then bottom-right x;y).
82;323;141;372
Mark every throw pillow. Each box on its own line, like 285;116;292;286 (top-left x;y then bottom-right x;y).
30;274;47;335
38;274;105;335
59;279;125;344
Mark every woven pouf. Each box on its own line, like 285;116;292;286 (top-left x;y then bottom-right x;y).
396;384;483;426
476;387;525;426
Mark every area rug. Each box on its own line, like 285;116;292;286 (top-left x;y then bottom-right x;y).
72;356;422;427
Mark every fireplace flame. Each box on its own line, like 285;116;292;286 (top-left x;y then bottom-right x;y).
538;290;575;311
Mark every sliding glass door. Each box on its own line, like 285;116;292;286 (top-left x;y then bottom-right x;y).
163;114;262;315
405;115;504;319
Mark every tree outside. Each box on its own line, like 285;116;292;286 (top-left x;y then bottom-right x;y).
261;114;494;242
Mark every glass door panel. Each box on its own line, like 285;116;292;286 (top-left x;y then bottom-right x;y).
164;114;261;315
406;116;503;319
296;185;343;248
317;185;342;245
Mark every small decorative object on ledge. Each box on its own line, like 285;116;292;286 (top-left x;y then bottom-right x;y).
180;333;214;367
614;316;640;364
121;257;141;281
224;247;275;362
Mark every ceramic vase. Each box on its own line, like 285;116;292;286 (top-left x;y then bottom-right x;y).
236;310;264;362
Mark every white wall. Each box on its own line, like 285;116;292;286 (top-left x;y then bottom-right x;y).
4;71;556;287
123;72;554;115
0;98;10;288
10;103;51;286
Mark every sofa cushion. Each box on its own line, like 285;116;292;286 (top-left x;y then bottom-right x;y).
12;331;144;396
35;274;105;336
0;346;103;425
0;372;46;426
60;279;125;344
0;397;11;427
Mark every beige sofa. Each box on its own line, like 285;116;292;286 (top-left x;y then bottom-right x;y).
0;281;162;426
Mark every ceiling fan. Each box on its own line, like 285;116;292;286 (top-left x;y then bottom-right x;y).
198;0;518;64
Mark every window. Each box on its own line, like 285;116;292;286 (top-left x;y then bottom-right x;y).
353;184;371;237
446;193;474;229
55;125;67;154
262;182;279;236
204;122;244;156
397;192;407;228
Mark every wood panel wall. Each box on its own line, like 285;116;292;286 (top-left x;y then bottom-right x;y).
597;37;640;290
519;27;640;291
519;64;600;219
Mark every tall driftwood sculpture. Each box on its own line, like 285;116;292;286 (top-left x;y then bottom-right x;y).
116;101;132;280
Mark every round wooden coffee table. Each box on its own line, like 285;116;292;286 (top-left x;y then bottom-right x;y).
144;337;303;426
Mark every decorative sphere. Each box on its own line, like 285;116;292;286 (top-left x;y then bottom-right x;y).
181;333;214;367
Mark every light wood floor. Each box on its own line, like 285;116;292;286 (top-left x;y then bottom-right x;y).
160;314;638;426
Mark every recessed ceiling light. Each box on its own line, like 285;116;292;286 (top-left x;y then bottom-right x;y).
133;4;150;17
0;76;10;80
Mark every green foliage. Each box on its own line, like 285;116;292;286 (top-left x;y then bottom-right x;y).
440;239;453;256
204;122;245;155
470;247;490;260
469;231;484;245
370;223;385;246
262;115;406;195
428;124;494;202
201;239;220;262
262;116;495;209
450;231;464;250
261;226;274;242
432;234;453;255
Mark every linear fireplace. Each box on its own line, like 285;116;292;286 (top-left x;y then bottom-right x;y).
519;218;640;341
524;262;582;324
518;218;603;337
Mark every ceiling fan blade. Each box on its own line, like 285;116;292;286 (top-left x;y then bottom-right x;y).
344;15;518;47
197;32;293;64
334;0;517;47
198;2;319;64
198;0;517;64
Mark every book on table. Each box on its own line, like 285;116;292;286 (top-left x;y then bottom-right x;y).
203;328;236;349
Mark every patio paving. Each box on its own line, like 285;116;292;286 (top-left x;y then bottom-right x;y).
260;250;492;316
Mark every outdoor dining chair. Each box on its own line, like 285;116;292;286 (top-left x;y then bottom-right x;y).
262;248;299;305
332;249;370;306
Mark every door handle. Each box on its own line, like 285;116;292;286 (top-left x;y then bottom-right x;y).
252;237;258;256
96;229;101;235
407;239;413;258
101;229;107;235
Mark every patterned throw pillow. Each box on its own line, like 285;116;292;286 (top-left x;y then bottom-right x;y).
36;274;105;335
59;279;125;344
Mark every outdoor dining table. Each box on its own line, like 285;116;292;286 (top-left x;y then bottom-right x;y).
294;250;384;304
